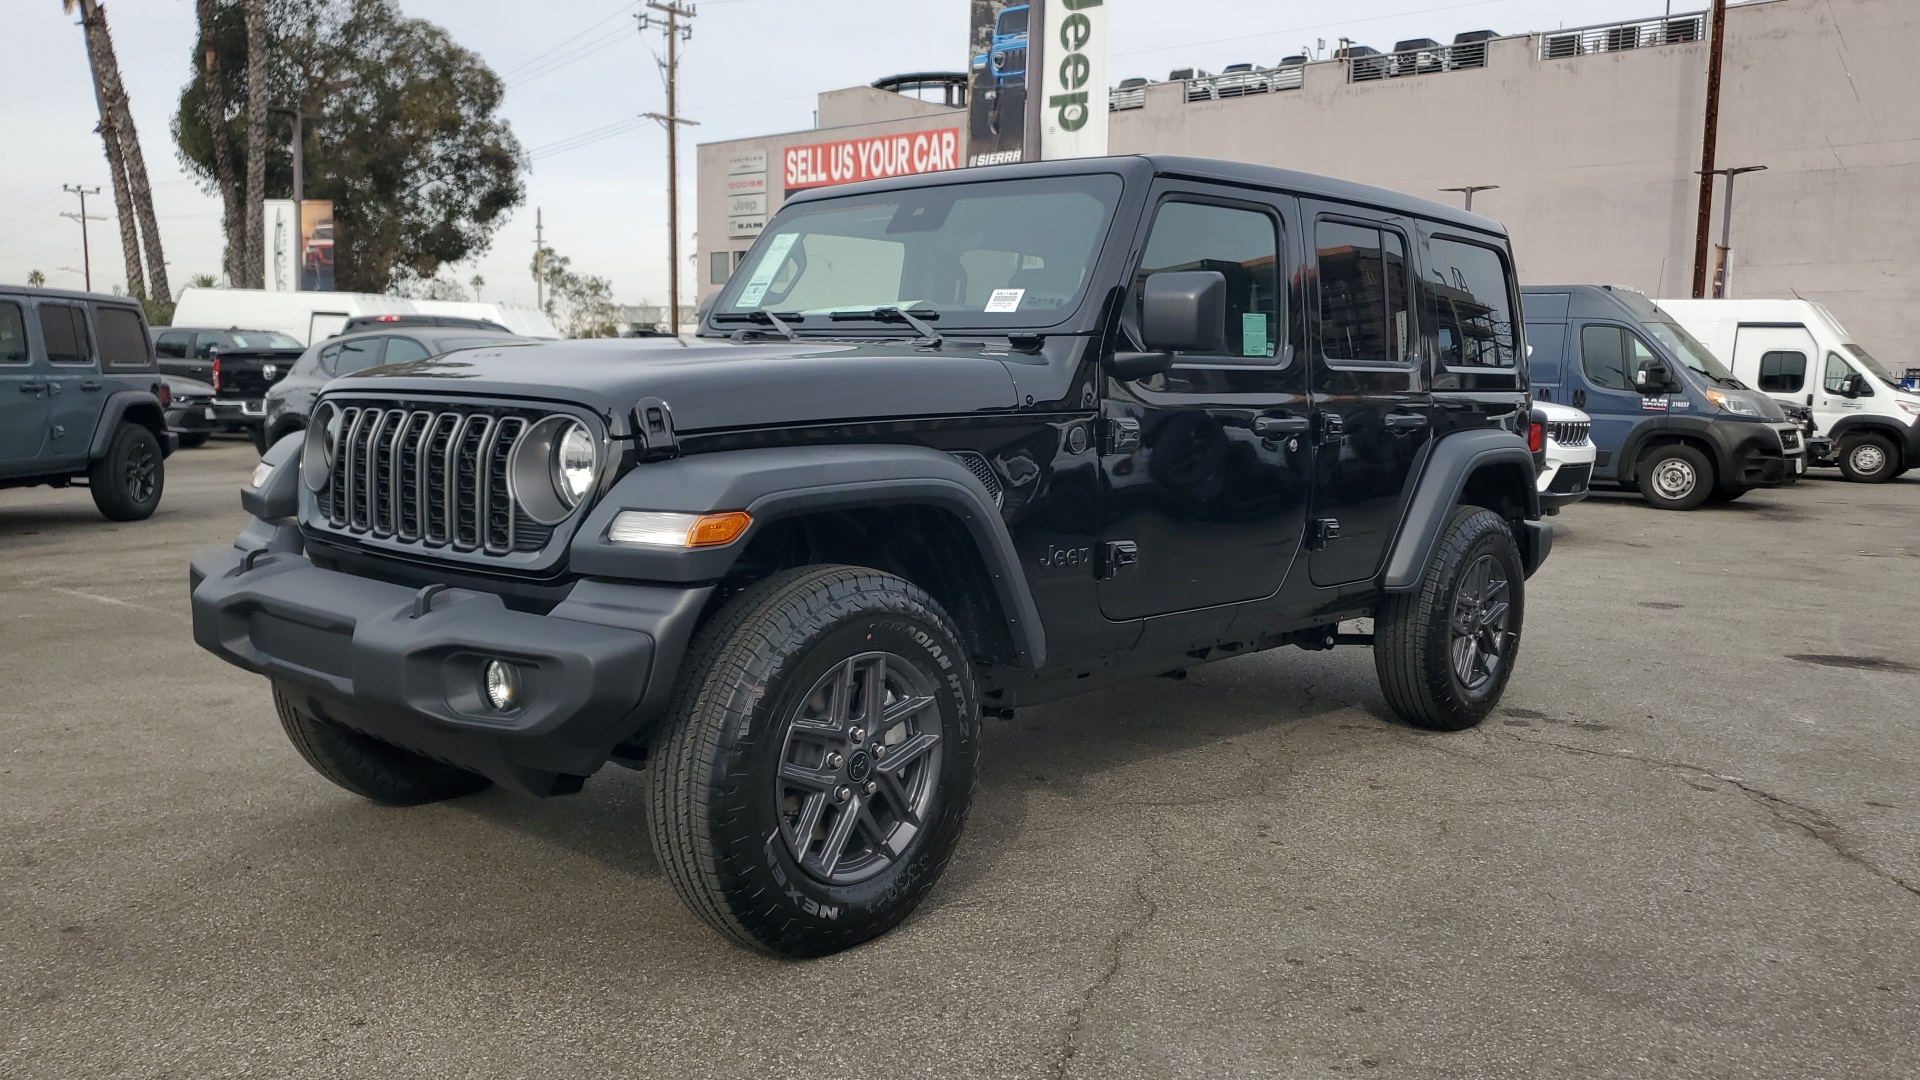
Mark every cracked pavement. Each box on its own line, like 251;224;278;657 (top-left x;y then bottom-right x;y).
3;443;1917;1078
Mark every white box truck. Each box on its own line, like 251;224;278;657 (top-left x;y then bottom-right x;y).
1655;298;1920;483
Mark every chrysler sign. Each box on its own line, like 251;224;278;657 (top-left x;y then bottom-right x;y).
783;128;963;192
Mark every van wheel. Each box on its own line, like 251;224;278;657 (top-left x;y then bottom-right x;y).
646;565;980;957
88;423;164;521
1706;486;1749;504
1838;433;1898;483
1374;506;1524;731
1637;444;1714;511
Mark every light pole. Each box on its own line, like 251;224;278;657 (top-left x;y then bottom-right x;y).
270;107;305;291
1702;165;1766;298
60;184;105;291
1440;185;1499;212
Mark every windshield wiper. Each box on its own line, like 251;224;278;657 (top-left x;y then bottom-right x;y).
830;306;943;348
712;310;804;341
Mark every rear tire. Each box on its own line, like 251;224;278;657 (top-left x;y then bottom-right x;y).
249;424;270;455
645;565;980;957
1636;444;1714;511
88;423;164;521
1374;506;1525;732
272;684;491;806
1837;433;1899;483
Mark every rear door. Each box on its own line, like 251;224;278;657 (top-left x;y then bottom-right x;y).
154;330;193;377
1305;206;1430;587
38;302;100;468
0;297;49;471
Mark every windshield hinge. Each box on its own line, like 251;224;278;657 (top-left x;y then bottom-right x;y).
634;397;679;460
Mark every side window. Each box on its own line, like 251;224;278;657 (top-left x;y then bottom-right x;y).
709;252;732;285
95;306;151;370
40;304;93;365
1579;325;1630;391
1756;350;1806;392
0;301;27;364
1317;219;1411;363
155;331;189;359
193;332;224;358
383;336;432;364
1135;200;1282;361
317;343;343;376
1824;352;1857;394
1421;237;1517;368
333;337;386;374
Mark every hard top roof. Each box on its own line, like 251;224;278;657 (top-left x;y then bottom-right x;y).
780;154;1507;236
0;283;144;306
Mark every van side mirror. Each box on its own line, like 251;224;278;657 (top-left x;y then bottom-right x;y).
1632;357;1675;395
1841;372;1872;398
1110;270;1226;381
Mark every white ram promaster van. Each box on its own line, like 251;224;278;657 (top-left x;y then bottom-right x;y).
167;288;559;346
1656;299;1920;482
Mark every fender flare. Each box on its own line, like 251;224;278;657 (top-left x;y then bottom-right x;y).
569;444;1047;668
1380;429;1539;591
89;390;169;459
1826;415;1916;462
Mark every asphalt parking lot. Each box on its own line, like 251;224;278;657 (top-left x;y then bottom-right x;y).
3;440;1917;1079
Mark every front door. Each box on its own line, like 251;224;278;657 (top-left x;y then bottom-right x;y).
1306;209;1431;587
1731;323;1818;424
0;298;49;472
1097;187;1311;622
1572;322;1662;479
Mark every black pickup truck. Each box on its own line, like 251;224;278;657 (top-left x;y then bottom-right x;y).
152;327;305;450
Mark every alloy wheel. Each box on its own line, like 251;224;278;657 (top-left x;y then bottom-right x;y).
776;651;943;886
1449;553;1512;693
125;441;158;504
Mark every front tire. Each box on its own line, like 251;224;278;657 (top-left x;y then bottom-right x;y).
1838;433;1899;483
1374;506;1525;731
88;423;164;521
1637;444;1714;510
646;566;980;957
272;684;491;806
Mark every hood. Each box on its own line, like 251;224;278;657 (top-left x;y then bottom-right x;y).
1532;400;1589;423
334;336;1023;434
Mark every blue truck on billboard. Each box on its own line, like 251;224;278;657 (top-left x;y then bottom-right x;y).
968;1;1029;165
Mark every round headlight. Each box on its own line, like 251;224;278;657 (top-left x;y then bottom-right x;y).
552;421;597;507
302;402;341;490
509;416;598;525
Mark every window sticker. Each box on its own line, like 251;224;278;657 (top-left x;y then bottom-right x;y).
1242;312;1270;357
735;233;799;308
984;288;1025;313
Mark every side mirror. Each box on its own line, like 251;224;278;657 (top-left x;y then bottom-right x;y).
1842;372;1871;398
1110;270;1226;381
1632;357;1674;395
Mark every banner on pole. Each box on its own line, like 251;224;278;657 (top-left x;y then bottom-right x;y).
1040;0;1108;160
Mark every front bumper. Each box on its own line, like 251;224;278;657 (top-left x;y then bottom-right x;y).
189;542;710;795
167;398;260;433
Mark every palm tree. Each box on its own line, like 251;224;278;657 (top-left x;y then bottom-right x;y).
195;0;244;286
64;0;169;303
242;0;268;288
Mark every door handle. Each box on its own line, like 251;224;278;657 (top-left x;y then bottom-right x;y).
46;381;62;396
1252;415;1310;437
1383;412;1429;433
1572;388;1587;409
81;380;102;392
18;380;46;393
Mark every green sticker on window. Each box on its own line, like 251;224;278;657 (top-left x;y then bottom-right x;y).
1242;312;1270;357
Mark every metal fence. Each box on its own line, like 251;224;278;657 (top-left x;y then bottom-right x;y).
1114;62;1307;109
1538;12;1705;60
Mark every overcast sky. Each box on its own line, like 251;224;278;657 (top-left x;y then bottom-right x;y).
5;0;1688;309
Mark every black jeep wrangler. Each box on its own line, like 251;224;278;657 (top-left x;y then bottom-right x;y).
190;156;1549;957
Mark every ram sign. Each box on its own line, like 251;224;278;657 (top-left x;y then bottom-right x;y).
782;128;963;192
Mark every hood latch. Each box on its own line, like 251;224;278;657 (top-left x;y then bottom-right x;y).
634;396;679;460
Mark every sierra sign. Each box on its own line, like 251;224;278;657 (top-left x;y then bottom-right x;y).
783;128;963;192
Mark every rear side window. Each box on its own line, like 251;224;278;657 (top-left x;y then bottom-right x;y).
1317;219;1410;363
1135;200;1282;361
39;304;93;365
1421;237;1517;368
1580;325;1659;392
333;337;386;374
1757;350;1806;392
383;336;432;364
0;302;26;364
95;306;151;369
432;336;506;352
318;343;343;375
155;331;190;359
193;332;224;359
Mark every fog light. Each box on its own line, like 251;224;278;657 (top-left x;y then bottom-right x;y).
483;661;520;711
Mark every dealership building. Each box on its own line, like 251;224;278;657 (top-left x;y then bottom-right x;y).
696;0;1915;354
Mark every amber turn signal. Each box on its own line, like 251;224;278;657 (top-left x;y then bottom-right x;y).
688;511;751;547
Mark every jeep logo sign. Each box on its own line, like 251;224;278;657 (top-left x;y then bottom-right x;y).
1041;0;1108;160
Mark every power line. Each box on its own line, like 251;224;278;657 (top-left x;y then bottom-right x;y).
640;1;697;338
60;184;105;291
505;30;635;88
527;116;652;161
497;1;638;78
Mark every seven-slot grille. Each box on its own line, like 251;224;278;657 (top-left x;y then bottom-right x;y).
1779;428;1804;453
320;404;554;556
1548;420;1590;447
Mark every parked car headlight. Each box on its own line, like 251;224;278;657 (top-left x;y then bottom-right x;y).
1897;400;1920;418
510;416;599;525
1703;389;1759;416
301;402;341;490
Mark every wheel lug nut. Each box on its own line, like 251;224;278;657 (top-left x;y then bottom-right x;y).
835;786;851;802
850;728;866;743
826;753;844;768
873;744;887;759
864;781;877;795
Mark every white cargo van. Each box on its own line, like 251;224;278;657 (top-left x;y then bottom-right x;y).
1656;298;1920;482
167;288;559;346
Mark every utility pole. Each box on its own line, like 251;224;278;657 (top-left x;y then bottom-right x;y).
1440;185;1499;212
270;107;305;290
1690;0;1731;298
60;184;105;291
641;2;698;337
533;207;545;313
1702;165;1767;298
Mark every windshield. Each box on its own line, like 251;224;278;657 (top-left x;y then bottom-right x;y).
1643;319;1736;383
230;331;302;349
997;8;1029;35
1845;343;1902;389
716;175;1122;330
